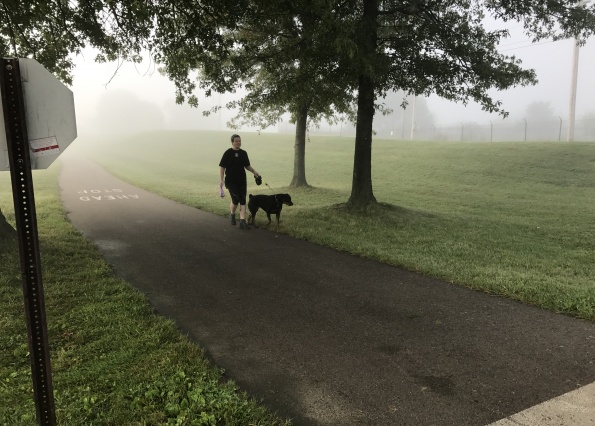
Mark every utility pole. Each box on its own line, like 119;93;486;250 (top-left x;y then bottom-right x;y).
410;95;417;140
400;103;406;140
567;0;592;141
568;38;580;141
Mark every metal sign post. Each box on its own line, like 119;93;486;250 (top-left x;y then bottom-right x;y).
0;58;57;425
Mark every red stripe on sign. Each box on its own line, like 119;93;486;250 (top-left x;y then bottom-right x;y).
33;145;59;153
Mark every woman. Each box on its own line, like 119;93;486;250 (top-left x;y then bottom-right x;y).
219;134;260;230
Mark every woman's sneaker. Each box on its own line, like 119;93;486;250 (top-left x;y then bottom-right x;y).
230;214;236;225
239;220;250;230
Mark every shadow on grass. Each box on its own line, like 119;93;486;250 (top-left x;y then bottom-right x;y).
0;237;20;289
329;201;437;220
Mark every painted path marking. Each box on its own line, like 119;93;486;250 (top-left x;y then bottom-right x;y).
77;189;140;201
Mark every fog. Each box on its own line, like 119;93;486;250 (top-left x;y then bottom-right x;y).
428;22;595;126
69;19;595;138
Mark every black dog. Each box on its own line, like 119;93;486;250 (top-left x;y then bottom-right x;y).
247;193;293;230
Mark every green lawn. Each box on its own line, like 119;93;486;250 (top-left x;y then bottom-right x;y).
76;130;595;320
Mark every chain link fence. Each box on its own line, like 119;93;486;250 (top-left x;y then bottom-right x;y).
409;118;595;142
295;117;595;142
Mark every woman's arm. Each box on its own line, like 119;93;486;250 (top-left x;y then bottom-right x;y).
246;165;259;177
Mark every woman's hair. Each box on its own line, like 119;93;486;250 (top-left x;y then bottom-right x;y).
231;134;240;142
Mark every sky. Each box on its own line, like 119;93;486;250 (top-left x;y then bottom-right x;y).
68;14;595;134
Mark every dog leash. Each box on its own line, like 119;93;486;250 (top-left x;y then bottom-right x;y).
264;183;281;205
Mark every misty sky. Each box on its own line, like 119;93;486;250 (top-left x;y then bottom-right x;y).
69;16;595;134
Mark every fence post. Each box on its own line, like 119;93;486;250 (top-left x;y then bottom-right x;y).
401;109;405;140
558;117;562;141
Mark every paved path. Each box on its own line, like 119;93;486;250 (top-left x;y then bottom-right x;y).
59;158;595;426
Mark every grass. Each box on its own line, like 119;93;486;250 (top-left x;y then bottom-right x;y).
0;166;291;425
74;130;595;320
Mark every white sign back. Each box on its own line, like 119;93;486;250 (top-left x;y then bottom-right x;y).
0;58;77;171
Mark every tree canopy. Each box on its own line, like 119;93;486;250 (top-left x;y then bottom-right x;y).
0;0;154;84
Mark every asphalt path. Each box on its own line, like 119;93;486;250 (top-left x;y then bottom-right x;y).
59;158;595;426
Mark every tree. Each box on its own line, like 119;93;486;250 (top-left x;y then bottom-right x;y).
0;0;155;233
524;101;557;141
225;72;354;188
219;7;356;188
92;90;165;135
525;101;556;123
333;0;595;208
156;1;357;188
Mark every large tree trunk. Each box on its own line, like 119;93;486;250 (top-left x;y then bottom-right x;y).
347;74;377;208
289;103;310;187
347;0;377;209
0;208;16;240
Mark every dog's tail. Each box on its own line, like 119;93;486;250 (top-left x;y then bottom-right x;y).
249;194;253;199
